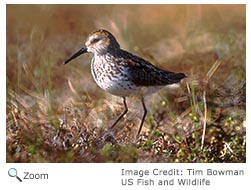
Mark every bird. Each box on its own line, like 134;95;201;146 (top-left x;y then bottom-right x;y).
64;29;186;137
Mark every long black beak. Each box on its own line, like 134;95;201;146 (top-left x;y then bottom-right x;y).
63;46;88;64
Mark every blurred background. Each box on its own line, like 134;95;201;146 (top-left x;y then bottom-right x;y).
6;5;246;163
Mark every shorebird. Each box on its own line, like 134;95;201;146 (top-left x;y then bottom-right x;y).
64;29;186;136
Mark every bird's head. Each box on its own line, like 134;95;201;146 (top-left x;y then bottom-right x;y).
86;29;120;54
64;29;120;64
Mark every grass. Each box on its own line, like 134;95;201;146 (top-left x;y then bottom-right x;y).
6;5;246;163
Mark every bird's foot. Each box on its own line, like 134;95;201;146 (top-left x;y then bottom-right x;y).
102;128;117;143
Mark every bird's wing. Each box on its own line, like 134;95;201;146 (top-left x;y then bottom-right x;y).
116;52;186;86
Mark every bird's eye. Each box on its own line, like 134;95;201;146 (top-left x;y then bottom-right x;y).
91;38;101;44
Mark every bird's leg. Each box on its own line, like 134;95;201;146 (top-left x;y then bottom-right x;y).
137;96;147;136
103;97;127;142
110;97;128;129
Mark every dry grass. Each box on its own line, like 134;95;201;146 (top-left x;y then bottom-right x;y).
6;5;245;163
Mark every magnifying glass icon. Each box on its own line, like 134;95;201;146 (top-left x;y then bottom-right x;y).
8;168;22;182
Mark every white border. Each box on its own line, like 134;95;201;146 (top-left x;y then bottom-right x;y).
1;1;249;190
1;2;6;166
2;0;249;4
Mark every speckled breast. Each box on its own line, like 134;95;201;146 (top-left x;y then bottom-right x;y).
90;55;141;97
